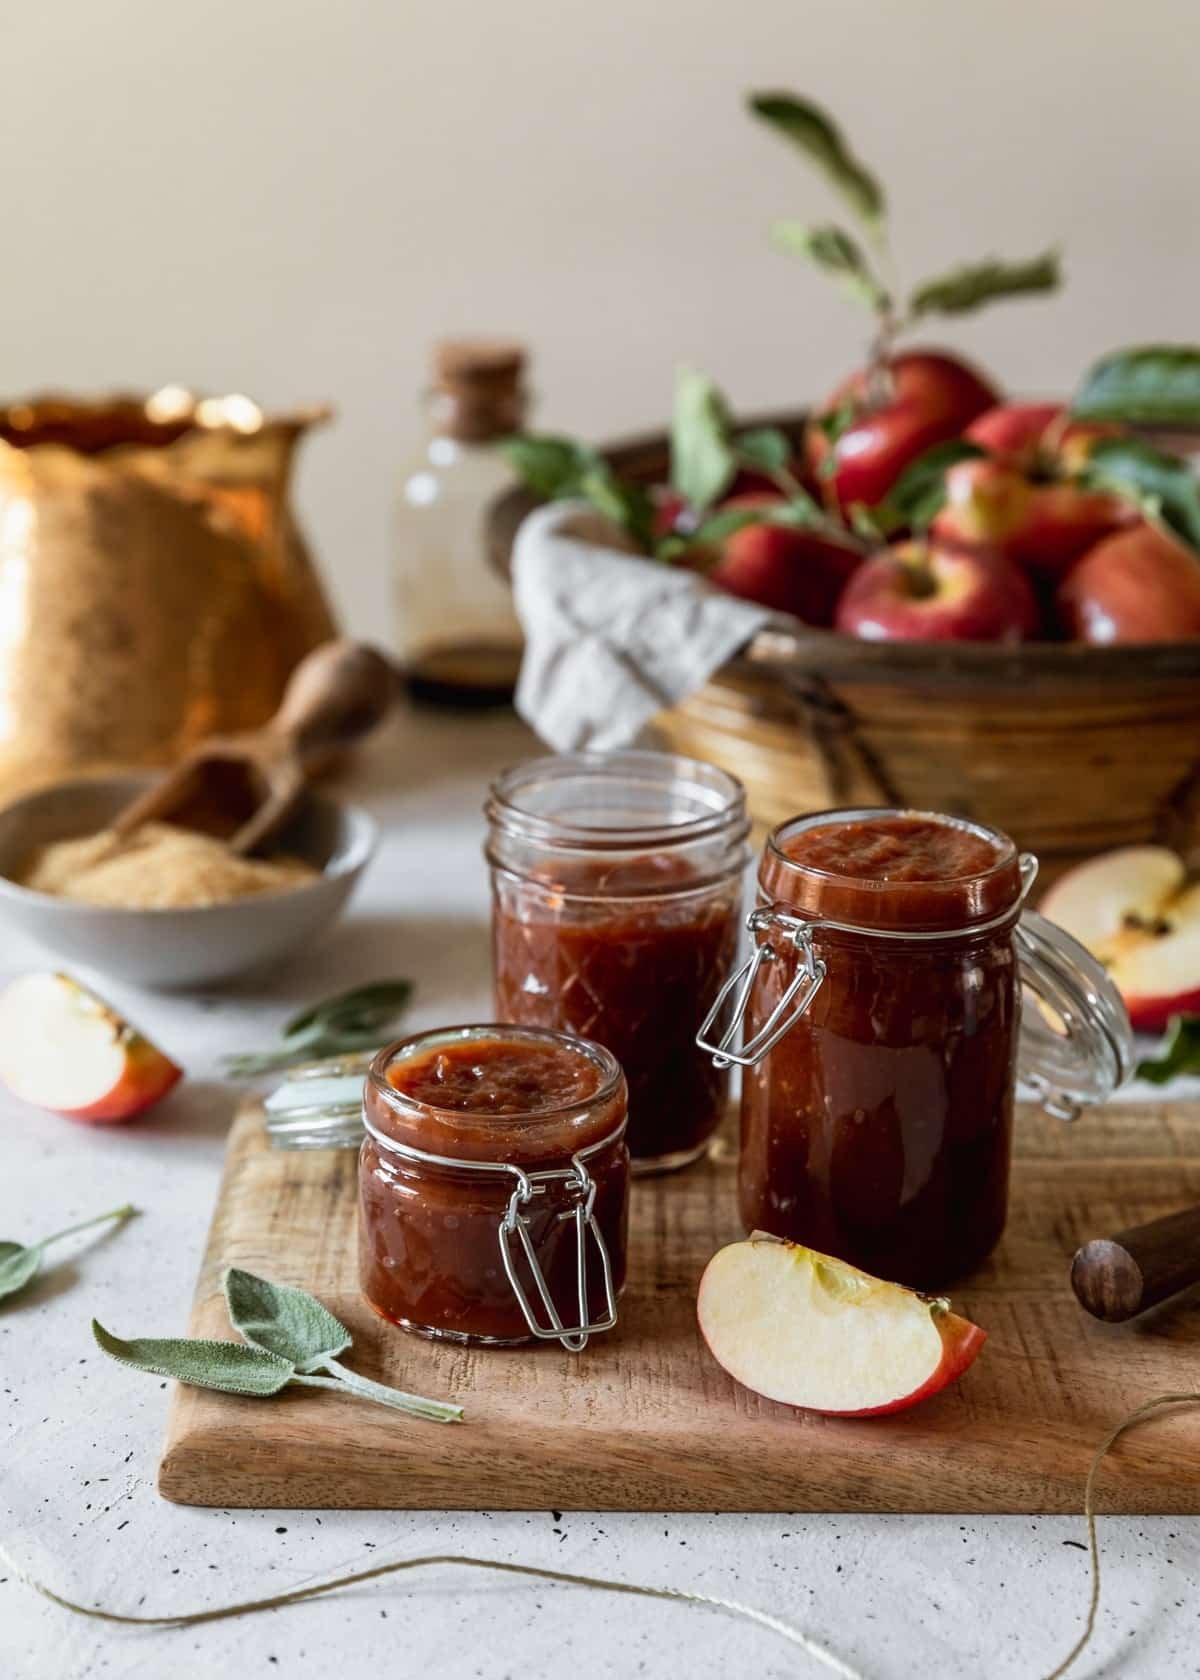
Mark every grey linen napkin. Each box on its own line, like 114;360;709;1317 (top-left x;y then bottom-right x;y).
512;501;771;752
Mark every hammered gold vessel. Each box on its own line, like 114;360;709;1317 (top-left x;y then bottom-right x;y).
0;388;338;802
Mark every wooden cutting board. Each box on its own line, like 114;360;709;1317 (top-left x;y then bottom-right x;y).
159;1100;1200;1513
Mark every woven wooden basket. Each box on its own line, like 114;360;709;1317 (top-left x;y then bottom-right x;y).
489;415;1200;888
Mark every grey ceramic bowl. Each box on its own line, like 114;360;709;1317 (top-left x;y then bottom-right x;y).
0;776;377;988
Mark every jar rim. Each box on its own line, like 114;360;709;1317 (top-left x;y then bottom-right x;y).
367;1023;626;1135
486;749;748;853
762;806;1023;934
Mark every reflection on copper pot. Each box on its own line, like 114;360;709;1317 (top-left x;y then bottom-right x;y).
0;388;338;802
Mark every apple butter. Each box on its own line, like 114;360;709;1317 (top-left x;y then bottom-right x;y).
736;809;1025;1290
487;751;748;1171
359;1025;629;1347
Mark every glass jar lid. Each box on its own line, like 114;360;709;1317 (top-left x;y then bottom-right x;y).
1015;910;1135;1118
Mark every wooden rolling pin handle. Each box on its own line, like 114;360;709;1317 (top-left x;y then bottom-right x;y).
269;640;398;760
1071;1203;1200;1321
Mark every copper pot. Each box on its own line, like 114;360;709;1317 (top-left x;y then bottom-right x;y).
0;388;338;802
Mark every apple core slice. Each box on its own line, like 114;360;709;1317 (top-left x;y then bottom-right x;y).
0;971;182;1123
697;1236;985;1417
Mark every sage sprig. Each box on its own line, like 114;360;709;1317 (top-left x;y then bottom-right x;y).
1136;1015;1200;1086
94;1267;462;1424
223;980;413;1077
0;1204;136;1305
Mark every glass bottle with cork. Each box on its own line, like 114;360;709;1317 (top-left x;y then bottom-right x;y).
394;339;527;706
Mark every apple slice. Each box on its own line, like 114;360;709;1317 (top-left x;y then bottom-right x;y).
697;1235;986;1417
0;972;182;1123
1040;847;1200;1031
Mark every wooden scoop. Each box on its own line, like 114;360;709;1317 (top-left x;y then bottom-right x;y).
1071;1203;1200;1321
112;640;397;856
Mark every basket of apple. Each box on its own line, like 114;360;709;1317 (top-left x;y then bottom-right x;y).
492;94;1200;887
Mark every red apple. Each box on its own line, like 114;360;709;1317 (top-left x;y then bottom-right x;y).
697;1234;986;1417
806;350;999;511
933;403;1132;579
835;539;1038;643
0;972;182;1123
709;493;862;625
1040;847;1200;1032
1057;523;1200;644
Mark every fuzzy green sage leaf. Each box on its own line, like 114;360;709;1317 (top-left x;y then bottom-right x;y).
224;1267;352;1370
1136;1015;1200;1086
748;91;885;234
0;1205;137;1305
95;1267;463;1424
224;979;414;1077
92;1323;295;1395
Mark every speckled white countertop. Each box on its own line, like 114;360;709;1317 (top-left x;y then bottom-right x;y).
2;706;1198;1680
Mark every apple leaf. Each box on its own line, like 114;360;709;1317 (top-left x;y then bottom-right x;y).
747;92;885;234
656;494;830;563
497;434;599;500
1136;1015;1200;1085
1078;437;1200;556
771;222;890;313
1072;346;1200;427
575;466;656;550
907;251;1060;320
735;427;793;478
670;367;738;514
862;439;987;536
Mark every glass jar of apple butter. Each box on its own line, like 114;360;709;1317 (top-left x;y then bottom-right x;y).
487;751;749;1172
698;808;1133;1291
359;1025;628;1349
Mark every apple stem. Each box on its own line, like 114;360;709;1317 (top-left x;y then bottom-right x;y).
39;1203;138;1251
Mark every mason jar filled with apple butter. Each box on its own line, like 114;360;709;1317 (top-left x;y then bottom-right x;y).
487;751;749;1172
697;807;1134;1291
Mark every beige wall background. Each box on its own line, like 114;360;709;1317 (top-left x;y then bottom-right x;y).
5;0;1197;636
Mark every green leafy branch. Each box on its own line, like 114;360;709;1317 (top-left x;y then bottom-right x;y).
94;1267;462;1424
749;91;1060;360
1137;1015;1200;1085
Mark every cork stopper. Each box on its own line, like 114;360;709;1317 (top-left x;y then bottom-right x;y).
429;339;527;441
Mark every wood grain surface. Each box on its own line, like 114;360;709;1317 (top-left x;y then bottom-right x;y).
159;1101;1200;1513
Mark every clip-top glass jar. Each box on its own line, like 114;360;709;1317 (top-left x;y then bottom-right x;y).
698;807;1134;1291
359;1025;629;1350
487;751;750;1172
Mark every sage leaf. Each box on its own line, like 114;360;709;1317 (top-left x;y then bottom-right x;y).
670;367;737;514
92;1322;295;1396
1078;437;1200;556
748;92;885;234
771;221;889;312
908;251;1060;320
224;1268;352;1371
1072;345;1200;428
0;1204;136;1305
0;1245;44;1300
1136;1016;1200;1086
224;979;414;1077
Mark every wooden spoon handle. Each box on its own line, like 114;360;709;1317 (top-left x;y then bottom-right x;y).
268;640;398;761
1071;1204;1200;1321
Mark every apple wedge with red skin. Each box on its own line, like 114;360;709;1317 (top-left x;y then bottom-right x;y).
1040;847;1200;1032
0;971;182;1123
697;1235;986;1417
835;538;1038;643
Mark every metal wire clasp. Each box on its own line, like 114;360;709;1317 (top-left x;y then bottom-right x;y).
695;905;827;1070
498;1155;617;1353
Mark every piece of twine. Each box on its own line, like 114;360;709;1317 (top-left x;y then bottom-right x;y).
2;1391;1196;1680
